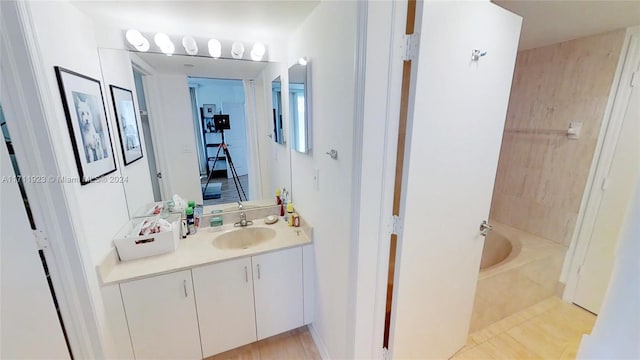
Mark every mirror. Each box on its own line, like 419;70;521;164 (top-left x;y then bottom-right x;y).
288;60;311;153
271;76;284;145
118;51;292;214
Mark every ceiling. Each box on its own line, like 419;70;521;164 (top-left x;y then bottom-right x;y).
73;0;640;79
72;0;320;42
493;0;640;49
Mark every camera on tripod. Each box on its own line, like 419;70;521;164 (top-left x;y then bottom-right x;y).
213;114;230;131
202;113;247;202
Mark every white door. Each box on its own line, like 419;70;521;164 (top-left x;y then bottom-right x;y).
1;139;70;359
120;270;202;360
222;102;248;177
573;52;640;314
252;247;304;340
390;2;521;358
192;257;257;357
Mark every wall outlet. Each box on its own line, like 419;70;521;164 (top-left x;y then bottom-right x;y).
313;168;320;190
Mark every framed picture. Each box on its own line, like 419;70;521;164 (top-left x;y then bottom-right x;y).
55;66;116;185
110;85;143;165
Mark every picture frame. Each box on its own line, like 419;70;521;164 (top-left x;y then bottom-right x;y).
110;85;144;165
55;66;117;185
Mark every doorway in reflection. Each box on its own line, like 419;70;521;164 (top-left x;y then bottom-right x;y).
188;78;250;205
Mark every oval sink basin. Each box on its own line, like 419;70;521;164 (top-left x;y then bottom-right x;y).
213;227;277;250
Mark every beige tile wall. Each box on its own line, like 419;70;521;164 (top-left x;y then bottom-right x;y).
490;30;626;246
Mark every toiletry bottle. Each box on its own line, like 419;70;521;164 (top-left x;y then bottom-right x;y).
287;203;294;226
293;213;300;227
181;218;188;238
186;207;195;235
276;188;284;216
280;187;287;217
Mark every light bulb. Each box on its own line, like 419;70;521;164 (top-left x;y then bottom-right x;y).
154;33;175;55
231;41;245;59
250;42;266;61
125;29;149;51
298;57;308;66
208;39;222;58
182;36;198;55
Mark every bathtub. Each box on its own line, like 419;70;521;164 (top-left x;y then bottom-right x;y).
469;221;566;332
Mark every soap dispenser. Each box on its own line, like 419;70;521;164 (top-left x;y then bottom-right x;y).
286;203;294;226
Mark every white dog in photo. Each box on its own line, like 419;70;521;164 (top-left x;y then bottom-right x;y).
76;97;104;163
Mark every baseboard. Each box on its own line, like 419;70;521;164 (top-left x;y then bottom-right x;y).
308;323;331;360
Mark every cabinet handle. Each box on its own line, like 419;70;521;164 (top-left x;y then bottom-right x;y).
244;266;248;283
183;280;188;298
257;264;261;280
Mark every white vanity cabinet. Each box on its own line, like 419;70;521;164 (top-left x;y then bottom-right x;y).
192;246;304;357
253;246;304;340
192;257;257;357
117;245;307;359
119;270;202;360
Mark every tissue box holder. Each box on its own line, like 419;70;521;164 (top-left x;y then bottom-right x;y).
113;214;180;261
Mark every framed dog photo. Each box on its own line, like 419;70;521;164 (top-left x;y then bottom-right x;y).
110;85;143;165
55;66;117;185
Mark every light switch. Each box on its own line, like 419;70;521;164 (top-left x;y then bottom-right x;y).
313;168;320;190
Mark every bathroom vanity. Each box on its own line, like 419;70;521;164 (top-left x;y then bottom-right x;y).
99;218;313;359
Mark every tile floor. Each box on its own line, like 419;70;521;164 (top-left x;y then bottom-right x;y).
452;297;597;359
204;326;320;360
204;297;595;360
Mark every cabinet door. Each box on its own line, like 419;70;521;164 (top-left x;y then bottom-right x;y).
120;270;202;360
192;257;257;357
252;247;304;339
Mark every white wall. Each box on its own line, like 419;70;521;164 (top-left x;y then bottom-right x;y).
144;74;203;203
11;1;135;357
191;78;246;111
577;177;640;358
287;2;358;358
28;1;130;265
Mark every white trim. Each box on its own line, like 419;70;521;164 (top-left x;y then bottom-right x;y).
308;324;331;360
129;54;172;200
0;2;107;358
347;0;368;357
350;0;407;358
563;26;640;302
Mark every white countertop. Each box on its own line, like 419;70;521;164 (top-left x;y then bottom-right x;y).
99;218;312;285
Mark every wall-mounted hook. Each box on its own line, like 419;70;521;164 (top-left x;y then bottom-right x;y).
471;49;487;61
325;149;338;160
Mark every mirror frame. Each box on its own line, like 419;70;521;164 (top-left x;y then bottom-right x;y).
288;59;311;154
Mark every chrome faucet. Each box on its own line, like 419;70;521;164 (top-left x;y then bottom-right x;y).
234;206;253;227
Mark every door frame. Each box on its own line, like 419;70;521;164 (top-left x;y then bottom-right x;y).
349;0;408;358
1;2;107;358
563;26;640;302
129;53;171;200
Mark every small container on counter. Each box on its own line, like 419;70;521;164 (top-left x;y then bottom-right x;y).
292;213;300;227
186;207;195;235
287;203;294;226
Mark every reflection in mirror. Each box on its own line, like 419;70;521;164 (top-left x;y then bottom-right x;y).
288;60;311;153
271;76;284;145
124;51;292;213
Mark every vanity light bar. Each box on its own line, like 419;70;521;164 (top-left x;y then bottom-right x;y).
124;30;268;61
